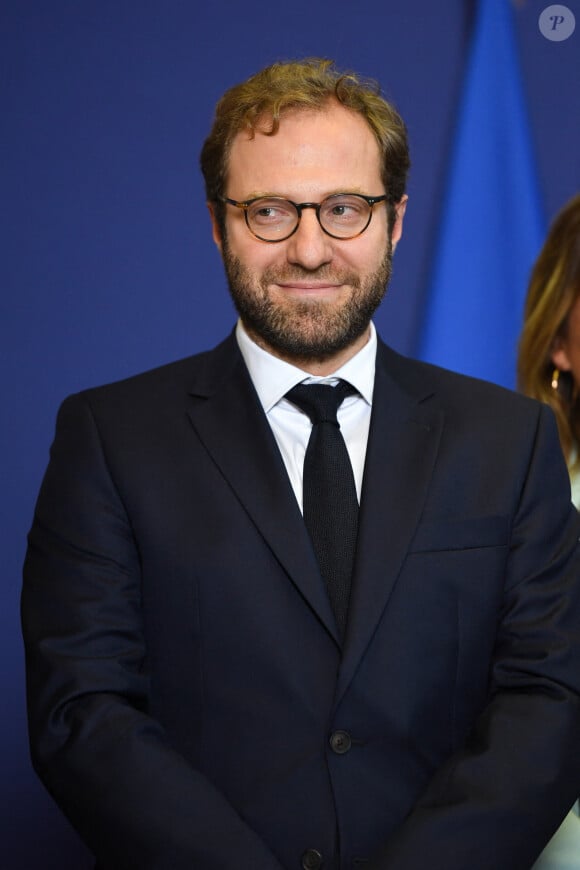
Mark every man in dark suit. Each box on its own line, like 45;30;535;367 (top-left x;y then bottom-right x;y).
22;59;580;870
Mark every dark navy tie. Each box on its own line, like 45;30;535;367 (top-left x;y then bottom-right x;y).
286;380;359;640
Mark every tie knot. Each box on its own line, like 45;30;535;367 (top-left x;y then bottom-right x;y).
286;380;357;426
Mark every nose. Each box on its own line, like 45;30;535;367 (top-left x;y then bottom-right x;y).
285;208;334;270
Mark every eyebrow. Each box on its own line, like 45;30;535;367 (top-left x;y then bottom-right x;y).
231;187;370;201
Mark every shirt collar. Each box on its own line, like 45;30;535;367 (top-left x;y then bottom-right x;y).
236;319;377;413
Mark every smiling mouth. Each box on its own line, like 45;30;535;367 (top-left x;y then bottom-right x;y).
275;281;343;293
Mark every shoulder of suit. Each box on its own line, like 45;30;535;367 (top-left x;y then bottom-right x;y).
62;333;240;408
377;339;543;421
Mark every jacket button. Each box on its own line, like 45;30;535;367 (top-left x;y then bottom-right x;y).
329;729;352;754
301;849;323;869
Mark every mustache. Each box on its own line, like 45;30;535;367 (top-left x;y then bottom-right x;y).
261;265;360;285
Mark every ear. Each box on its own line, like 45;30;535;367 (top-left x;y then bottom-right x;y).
207;202;223;254
390;195;408;251
551;336;572;372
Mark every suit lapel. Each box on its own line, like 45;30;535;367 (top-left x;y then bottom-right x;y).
185;335;340;644
336;342;444;702
184;334;444;666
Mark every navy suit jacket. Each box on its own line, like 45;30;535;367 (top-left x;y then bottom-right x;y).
22;333;580;869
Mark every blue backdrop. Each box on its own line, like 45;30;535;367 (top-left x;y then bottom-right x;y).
3;0;579;865
419;0;547;387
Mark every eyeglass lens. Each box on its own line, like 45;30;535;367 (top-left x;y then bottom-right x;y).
246;194;374;240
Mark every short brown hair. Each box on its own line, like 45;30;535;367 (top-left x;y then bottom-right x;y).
200;58;410;229
517;193;580;465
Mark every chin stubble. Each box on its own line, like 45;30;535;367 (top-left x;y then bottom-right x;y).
222;240;393;361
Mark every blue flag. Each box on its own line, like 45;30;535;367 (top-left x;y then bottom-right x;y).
418;0;545;388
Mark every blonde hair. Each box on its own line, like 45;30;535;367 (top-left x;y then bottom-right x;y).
200;58;409;231
517;193;580;465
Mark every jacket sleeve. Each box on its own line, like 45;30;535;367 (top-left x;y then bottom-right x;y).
369;403;580;870
21;392;285;870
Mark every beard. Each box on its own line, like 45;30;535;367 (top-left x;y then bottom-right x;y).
222;239;393;364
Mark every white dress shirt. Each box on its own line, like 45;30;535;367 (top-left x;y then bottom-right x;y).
235;320;376;513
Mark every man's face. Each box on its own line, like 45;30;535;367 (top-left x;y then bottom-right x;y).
209;101;406;369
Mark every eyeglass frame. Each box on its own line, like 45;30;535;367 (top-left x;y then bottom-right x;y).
219;193;388;242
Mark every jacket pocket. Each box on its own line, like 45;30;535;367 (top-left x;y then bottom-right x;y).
409;514;509;554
